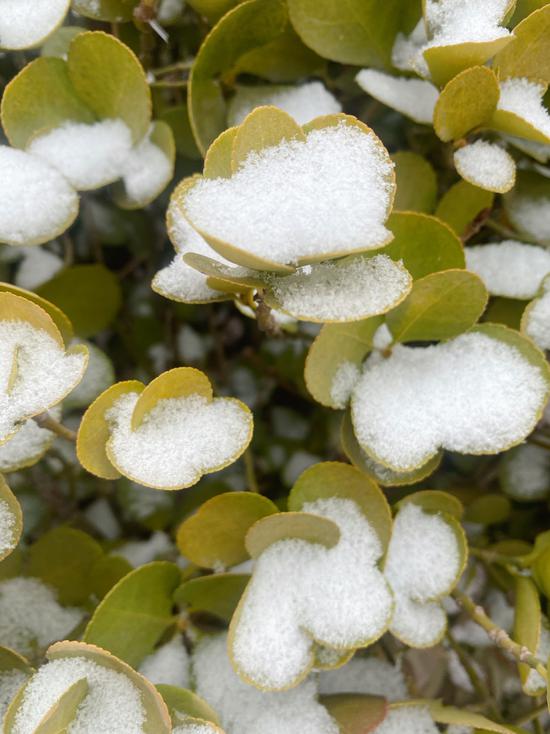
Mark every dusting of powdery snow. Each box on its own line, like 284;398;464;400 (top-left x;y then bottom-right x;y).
424;0;510;47
28;120;134;191
0;0;69;50
116;531;173;567
184;122;395;267
119;130;172;205
355;70;438;125
318;655;407;701
465;241;550;299
384;503;461;646
138;635;190;687
66;341;114;409
0;498;17;557
351;331;548;472
330;361;361;409
497;79;550;142
454;141;516;193
0;416;56;472
374;706;438;734
392;19;430;77
506;192;550;242
230;497;393;690
193;633;339;734
0;669;27;721
15;247;63;290
0;321;87;444
0;578;83;656
105;392;252;489
446;727;473;734
267;256;411;322
524;282;550;350
501;444;550;500
0;147;78;247
11;656;146;734
524;621;550;694
227;82;341;127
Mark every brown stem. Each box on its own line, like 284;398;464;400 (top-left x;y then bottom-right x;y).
34;413;77;442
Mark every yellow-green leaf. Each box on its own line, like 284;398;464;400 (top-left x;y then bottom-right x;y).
174;573;250;623
245;511;341;558
495;4;550;83
392;151;437;214
435;180;494;238
156;684;221;726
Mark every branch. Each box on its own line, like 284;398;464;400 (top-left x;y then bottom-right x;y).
34;413;77;443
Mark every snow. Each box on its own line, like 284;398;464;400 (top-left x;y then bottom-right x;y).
193;633;339;734
138;635;190;687
374;706;438;734
351;331;549;471
384;503;461;646
267;256;411;322
119;131;172;205
330;361;361;409
0;414;56;472
502;444;550;500
424;0;510;47
524;281;550;349
524;620;550;694
454;141;515;193
318;656;407;701
15;247;64;290
356;70;438;125
392;20;430;77
0;0;69;50
0;146;78;247
28;120;133;191
0;498;17;557
227;82;342;127
66;341;114;409
506;192;550;242
497;79;550;142
158;0;185;22
184;121;395;267
116;531;173;567
173;724;219;734
230;497;392;690
0;578;83;656
106;392;252;489
0;320;87;444
0;669;27;722
465;241;550;299
11;656;146;734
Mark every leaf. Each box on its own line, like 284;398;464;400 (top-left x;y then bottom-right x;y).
503;169;550;245
0;283;73;344
156;684;221;726
187;0;243;24
83;561;181;667
433;66;500;142
189;0;289;153
287;0;421;68
0;646;33;675
89;554;134;600
176;491;277;568
37;264;122;338
174;573;250;623
231;106;305;171
304;316;383;408
72;0;140;22
0;476;22;563
435;180;494;237
495;4;550;83
397;489;464;519
67;31;151;143
28;527;103;605
319;694;387;734
392;151;437;214
288;461;393;552
41;26;86;59
384;212;465;278
245;511;341;557
483;297;527;330
513;576;543;692
464;494;511;524
34;678;89;734
1;57;94;149
160;104;202;160
386;269;488;343
423;36;513;88
428;700;526;733
204;128;238;178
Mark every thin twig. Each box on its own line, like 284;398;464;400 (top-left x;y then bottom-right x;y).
34;413;77;442
446;629;500;720
244;449;259;493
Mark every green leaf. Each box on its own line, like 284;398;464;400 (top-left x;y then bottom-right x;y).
34;678;89;734
176;491;277;568
37;264;122;338
231;105;305;170
319;694;387;734
495;4;550;83
464;494;511;525
423;36;513;88
435;180;494;238
160;104;202;160
186;0;243;24
513;576;543;692
386;269;488;343
287;0;421;68
397;489;464;519
27;527;103;605
483;297;527;330
89;554;134;600
83;561;181;667
428;700;526;733
41;26;86;59
245;511;341;557
1;57;94;149
68;31;151;143
392;152;437;214
0;283;74;344
156;685;221;726
174;573;250;623
0;646;33;675
304;316;383;408
433;66;500;142
384;212;465;278
72;0;139;22
0;476;22;563
189;0;289;153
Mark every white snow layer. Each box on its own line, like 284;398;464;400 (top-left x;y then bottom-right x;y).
0;669;27;722
318;655;407;701
506;190;550;242
497;79;550;142
374;706;438;734
502;444;550;500
524;282;550;349
139;635;190;688
330;361;361;409
119;130;172;205
184;121;395;267
424;0;511;47
351;331;548;471
454;141;516;193
355;70;438;125
230;497;392;690
0;416;55;472
15;247;64;290
465;241;550;299
0;498;17;557
0;0;69;50
227;82;342;127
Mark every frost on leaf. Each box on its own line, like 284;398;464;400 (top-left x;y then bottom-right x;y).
465;241;550;299
454;141;516;193
0;0;69;50
351;328;550;472
227;82;342;127
0;147;78;247
318;655;407;701
0;292;87;444
522;276;550;350
384;502;465;646
181;115;395;269
355;70;438;125
493;79;550;144
194;633;339;734
229;497;392;690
